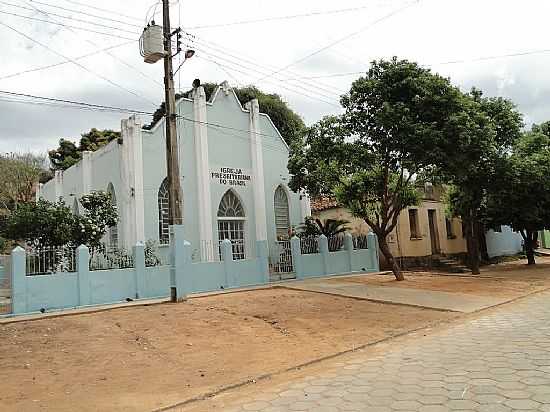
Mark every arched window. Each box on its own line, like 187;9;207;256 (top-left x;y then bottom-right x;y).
217;190;245;260
107;183;118;248
274;185;290;239
158;178;170;245
72;198;79;215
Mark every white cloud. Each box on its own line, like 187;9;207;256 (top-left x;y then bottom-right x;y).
1;0;550;154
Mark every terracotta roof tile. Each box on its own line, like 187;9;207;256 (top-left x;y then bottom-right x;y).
310;196;339;212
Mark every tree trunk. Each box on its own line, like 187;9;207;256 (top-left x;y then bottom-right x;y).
470;229;481;275
465;218;480;275
525;230;536;265
378;235;404;281
477;223;489;263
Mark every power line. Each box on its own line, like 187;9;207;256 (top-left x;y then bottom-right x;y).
0;10;138;41
0;40;135;81
279;71;366;81
0;96;153;116
184;34;342;103
186;34;340;97
276;48;550;82
0;21;157;106
57;0;143;23
436;48;550;65
0;90;155;114
190;45;338;103
184;3;390;30
0;89;289;154
193;54;340;108
0;1;141;34
25;1;163;88
256;0;420;82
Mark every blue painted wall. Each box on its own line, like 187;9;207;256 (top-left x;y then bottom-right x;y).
7;231;379;315
486;226;523;258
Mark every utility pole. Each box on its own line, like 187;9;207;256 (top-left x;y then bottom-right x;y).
162;0;183;229
141;0;192;301
162;0;183;302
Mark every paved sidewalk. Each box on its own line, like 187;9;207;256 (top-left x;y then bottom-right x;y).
197;291;550;412
285;278;507;312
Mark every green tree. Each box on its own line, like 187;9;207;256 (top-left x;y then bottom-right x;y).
2;191;117;249
49;129;121;171
71;192;118;248
3;199;74;247
79;128;120;152
485;130;550;265
439;90;523;274
233;86;305;146
289;58;465;280
0;152;47;211
143;83;306;146
299;217;350;237
48;139;81;171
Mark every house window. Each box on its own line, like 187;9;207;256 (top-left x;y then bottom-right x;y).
446;218;454;239
158;178;171;245
274;185;290;239
409;209;419;239
461;220;467;238
217;190;246;260
107;183;118;248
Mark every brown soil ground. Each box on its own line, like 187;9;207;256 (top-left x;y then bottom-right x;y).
0;288;454;412
332;256;550;299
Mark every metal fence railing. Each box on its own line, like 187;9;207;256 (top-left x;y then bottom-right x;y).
23;242;166;274
353;234;369;250
269;240;294;275
327;234;345;252
26;246;76;275
89;246;134;271
300;236;319;255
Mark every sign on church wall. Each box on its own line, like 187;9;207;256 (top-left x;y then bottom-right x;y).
211;167;252;187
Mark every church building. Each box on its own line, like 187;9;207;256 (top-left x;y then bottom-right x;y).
37;82;311;262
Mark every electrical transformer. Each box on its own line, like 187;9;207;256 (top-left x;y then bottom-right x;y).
140;24;166;64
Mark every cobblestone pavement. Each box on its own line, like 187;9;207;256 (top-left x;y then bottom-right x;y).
217;291;550;412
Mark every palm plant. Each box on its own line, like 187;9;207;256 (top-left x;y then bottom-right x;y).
299;217;350;237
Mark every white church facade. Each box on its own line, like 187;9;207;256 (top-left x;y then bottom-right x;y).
38;82;311;262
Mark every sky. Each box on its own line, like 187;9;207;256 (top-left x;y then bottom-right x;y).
1;0;550;154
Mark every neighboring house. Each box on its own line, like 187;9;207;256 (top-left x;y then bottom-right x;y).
37;82;311;262
311;184;523;265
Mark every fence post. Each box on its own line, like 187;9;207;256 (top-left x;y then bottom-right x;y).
10;246;26;314
221;239;233;288
290;236;304;279
367;231;380;272
76;245;91;306
319;234;330;275
170;225;190;301
256;240;270;285
133;242;145;299
344;232;354;273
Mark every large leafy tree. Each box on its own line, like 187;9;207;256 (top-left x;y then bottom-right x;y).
439;90;523;274
143;83;306;146
485;129;550;265
2;191;117;249
289;58;466;280
49;129;121;171
0;152;48;211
